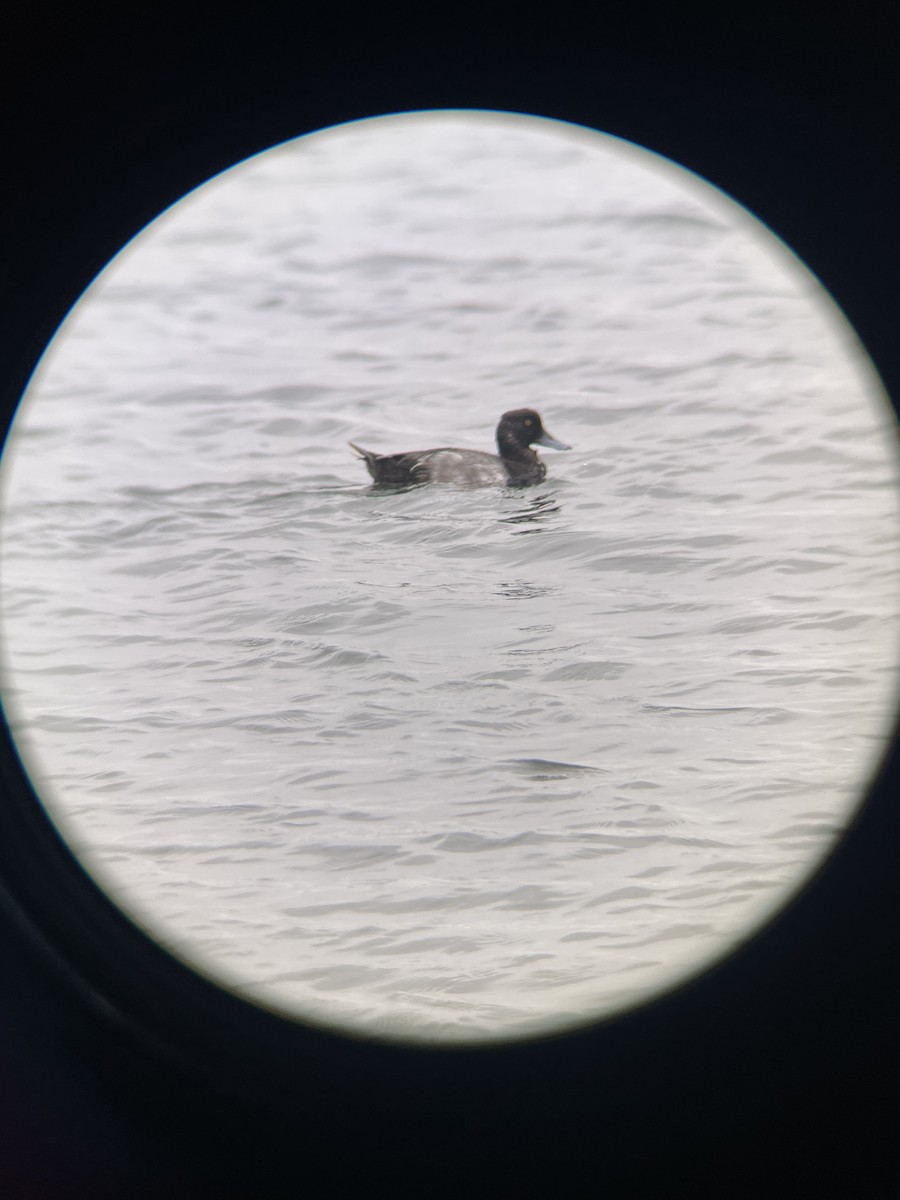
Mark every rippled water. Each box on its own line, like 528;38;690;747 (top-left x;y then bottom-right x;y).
1;112;897;1041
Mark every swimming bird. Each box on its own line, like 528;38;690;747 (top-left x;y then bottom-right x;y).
349;408;570;488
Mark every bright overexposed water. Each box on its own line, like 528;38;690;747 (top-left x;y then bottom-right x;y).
1;111;897;1042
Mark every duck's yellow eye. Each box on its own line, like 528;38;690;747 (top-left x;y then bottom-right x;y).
524;418;532;426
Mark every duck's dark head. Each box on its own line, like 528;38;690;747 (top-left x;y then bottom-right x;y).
496;409;571;460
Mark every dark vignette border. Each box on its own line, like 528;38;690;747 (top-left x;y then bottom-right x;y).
1;9;899;1198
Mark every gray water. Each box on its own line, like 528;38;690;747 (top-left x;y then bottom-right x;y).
2;112;898;1043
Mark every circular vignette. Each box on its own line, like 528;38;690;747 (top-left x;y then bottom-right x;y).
2;26;900;1196
3;107;898;1047
1;114;900;1051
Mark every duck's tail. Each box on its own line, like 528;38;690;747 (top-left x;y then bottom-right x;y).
348;441;381;481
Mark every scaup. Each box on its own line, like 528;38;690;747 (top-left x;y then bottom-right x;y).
349;408;570;488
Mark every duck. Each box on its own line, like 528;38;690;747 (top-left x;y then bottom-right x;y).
349;408;570;488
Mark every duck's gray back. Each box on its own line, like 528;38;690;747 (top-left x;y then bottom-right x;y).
420;449;509;487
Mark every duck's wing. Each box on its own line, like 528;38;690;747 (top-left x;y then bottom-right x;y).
350;444;509;487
